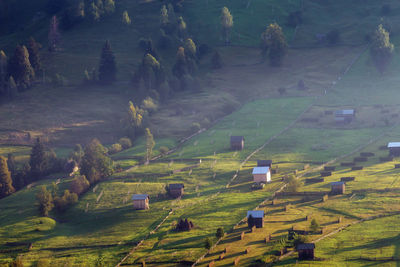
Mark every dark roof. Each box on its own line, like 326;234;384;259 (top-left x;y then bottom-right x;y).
169;183;184;189
331;182;345;186
297;243;315;250
247;210;264;218
230;136;244;143
335;109;355;116
257;160;272;166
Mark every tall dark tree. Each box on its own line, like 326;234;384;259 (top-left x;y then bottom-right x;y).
8;45;35;88
7;153;16;176
27;37;42;73
0;156;15;199
48;16;61;52
29;138;46;180
172;47;187;79
221;7;233;45
211;50;223;69
261;23;288;66
0;50;7;94
98;40;117;84
8;76;17;98
80;139;113;184
124;101;143;140
36;186;54;216
145;128;155;162
371;24;394;74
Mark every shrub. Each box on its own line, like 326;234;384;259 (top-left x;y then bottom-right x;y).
109;143;122;154
54;190;78;212
205;237;213;249
293;234;309;247
70;175;90;196
159;146;169;155
175;218;194;231
284;175;301;192
216;227;224;239
141;97;158;114
36;259;51;267
51;73;67;86
310;218;320;233
118;137;132;149
191;122;201;132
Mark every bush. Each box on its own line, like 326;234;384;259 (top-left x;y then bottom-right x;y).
141;97;158;114
327;29;340;45
284;175;301;192
310;218;320;233
118;137;132;149
191;122;201;132
293;234;309;247
54;190;78;212
36;259;51;267
216;227;224;239
109;143;122;154
205;237;213;249
70;175;90;196
159;146;169;155
51;73;67;86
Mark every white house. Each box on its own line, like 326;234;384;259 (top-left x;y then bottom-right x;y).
252;167;271;183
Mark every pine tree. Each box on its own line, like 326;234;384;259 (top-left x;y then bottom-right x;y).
48;16;61;52
7;153;16;175
145;128;155;162
172;47;187;78
371;24;394;73
8;45;35;88
184;38;197;59
0;156;15;199
221;7;233;45
27;37;42;73
88;2;100;21
211;50;223;69
8;76;17;98
122;10;131;25
177;16;186;39
142;53;160;90
98;40;117;84
160;5;169;27
95;0;104;16
261;23;288;66
36;186;54;216
0;50;7;94
29;138;46;180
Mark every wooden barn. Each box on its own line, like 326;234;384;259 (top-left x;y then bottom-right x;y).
388;142;400;156
334;109;355;124
247;210;264;228
132;194;149;210
230;136;245;150
330;182;345;195
297;243;315;260
257;160;272;168
168;183;184;198
252;167;271;183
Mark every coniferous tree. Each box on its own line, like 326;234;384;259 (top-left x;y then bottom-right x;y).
88;2;100;21
8;45;35;89
221;7;233;45
29;138;46;180
211;50;223;69
177;16;187;39
184;38;197;59
7;153;16;176
145;128;155;162
48;16;61;52
80;139;113;184
27;37;42;73
0;156;15;199
142;53;160;90
103;0;115;14
98;40;117;84
8;76;17;98
36;186;54;216
0;50;7;95
160;5;169;28
122;10;131;25
371;24;394;74
261;23;288;66
95;0;104;16
172;47;187;79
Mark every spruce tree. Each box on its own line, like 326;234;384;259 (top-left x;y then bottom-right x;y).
160;5;169;27
8;76;17;98
145;128;155;162
29;138;46;180
48;16;61;52
0;50;7;94
211;51;223;69
261;23;288;66
103;0;115;14
88;2;100;21
0;156;15;199
98;40;117;84
371;24;394;74
27;37;42;73
221;7;233;45
172;47;187;78
184;38;197;59
8;45;35;88
7;153;16;175
177;16;187;39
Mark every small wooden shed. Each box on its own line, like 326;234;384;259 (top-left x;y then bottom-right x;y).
331;182;345;195
168;183;184;198
247;210;264;228
297;243;315;260
334;109;355;124
257;160;272;168
230;136;245;150
388;142;400;156
132;194;149;210
252;167;271;183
